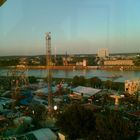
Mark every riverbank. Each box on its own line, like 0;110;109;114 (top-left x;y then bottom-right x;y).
98;66;140;71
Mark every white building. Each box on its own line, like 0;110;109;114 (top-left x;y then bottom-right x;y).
76;59;87;67
83;59;87;67
13;128;57;140
104;59;134;66
97;48;109;58
71;86;101;98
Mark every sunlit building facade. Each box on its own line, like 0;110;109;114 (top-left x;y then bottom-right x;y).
104;59;134;66
125;79;140;95
97;48;109;58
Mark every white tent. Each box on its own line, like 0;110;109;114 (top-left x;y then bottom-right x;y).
34;86;57;95
72;86;101;97
27;128;57;140
14;116;32;126
0;104;3;112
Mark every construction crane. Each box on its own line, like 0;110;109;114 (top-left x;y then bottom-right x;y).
7;58;29;109
46;32;53;116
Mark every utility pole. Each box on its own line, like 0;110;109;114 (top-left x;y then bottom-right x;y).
46;32;53;116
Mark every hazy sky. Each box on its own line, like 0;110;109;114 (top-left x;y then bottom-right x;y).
0;0;140;56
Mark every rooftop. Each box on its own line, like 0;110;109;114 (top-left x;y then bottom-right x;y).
72;86;101;97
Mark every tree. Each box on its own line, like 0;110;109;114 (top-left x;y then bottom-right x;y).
28;104;47;127
28;76;37;83
93;110;136;140
56;104;96;139
0;76;11;90
87;56;96;66
90;77;102;88
79;76;86;86
72;75;79;86
104;80;113;89
57;56;63;66
72;76;86;87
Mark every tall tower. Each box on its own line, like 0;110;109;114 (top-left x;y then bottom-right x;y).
54;47;57;65
46;32;53;116
64;51;68;66
97;48;109;58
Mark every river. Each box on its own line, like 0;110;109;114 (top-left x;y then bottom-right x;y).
1;68;140;82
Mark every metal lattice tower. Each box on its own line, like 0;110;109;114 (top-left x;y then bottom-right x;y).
7;58;29;109
8;60;29;89
46;32;53;115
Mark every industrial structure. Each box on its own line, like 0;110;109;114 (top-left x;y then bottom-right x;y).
46;32;53;116
110;94;124;106
7;58;29;109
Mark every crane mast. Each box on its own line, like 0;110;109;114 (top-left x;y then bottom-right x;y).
46;32;53;116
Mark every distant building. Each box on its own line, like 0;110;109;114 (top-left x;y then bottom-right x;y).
97;48;109;58
71;86;101;98
83;59;87;67
63;56;73;66
125;79;140;95
104;59;134;66
76;59;87;67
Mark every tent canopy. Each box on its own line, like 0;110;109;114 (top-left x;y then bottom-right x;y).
72;86;101;97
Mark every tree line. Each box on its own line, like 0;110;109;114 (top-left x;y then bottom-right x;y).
72;75;124;91
0;75;124;91
56;104;137;140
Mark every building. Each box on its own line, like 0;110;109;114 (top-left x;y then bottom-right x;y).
0;97;15;111
83;59;87;67
63;56;74;66
125;79;140;95
71;86;101;98
97;48;109;58
104;59;134;66
10;128;57;140
76;59;87;67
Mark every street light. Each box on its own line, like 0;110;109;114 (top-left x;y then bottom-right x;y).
54;105;57;111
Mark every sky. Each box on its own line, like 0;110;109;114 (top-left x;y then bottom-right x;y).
0;0;140;56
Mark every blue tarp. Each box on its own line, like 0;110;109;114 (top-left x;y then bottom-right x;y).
20;90;33;106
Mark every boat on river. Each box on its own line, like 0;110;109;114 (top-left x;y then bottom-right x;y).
106;74;122;79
